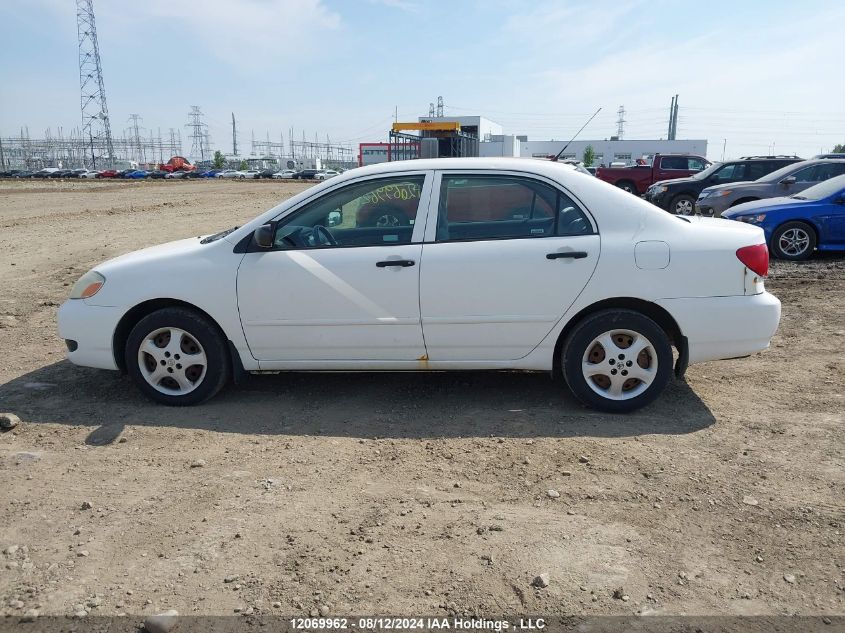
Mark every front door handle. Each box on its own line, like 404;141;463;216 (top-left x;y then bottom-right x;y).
376;259;415;268
546;251;588;260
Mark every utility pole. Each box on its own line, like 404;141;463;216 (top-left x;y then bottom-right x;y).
671;95;679;140
667;95;675;140
722;139;726;161
394;106;398;123
616;105;626;140
232;112;238;156
76;0;114;168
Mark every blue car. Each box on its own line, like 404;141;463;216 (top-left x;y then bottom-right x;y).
722;174;845;260
125;170;148;179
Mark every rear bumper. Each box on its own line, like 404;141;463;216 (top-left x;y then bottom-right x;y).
656;292;781;364
57;300;121;370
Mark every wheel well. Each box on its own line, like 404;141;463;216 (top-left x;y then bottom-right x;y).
552;298;684;377
112;298;228;373
730;197;759;207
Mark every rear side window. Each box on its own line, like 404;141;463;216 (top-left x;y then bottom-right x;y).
748;161;781;180
713;163;748;182
436;175;592;242
660;156;687;170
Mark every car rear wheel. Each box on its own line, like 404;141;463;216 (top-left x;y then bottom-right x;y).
670;194;695;215
126;307;229;406
562;309;673;413
771;221;816;261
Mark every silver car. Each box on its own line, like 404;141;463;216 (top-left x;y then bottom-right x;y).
696;159;845;216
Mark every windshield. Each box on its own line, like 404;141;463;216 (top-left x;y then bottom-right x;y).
758;161;806;183
691;162;723;180
790;174;845;201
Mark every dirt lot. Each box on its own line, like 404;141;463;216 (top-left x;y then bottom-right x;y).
0;179;842;620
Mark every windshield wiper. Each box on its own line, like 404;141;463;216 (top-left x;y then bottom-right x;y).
790;196;807;200
200;226;239;243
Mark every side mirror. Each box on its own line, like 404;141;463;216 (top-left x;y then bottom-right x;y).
327;210;342;227
780;176;797;186
254;223;274;248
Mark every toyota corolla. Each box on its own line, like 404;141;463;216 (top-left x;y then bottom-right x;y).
58;158;781;412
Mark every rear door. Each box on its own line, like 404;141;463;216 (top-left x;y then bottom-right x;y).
418;171;600;361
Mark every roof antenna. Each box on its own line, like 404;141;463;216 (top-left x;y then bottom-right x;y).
551;107;602;162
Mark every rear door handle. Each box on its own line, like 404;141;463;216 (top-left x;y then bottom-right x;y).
376;259;415;268
546;251;588;260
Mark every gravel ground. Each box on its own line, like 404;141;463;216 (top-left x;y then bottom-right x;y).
0;179;842;619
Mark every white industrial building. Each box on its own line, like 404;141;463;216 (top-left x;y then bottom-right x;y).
481;135;708;164
362;113;708;165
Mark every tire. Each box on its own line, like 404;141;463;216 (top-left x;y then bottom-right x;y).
670;194;695;215
562;309;673;413
125;307;230;406
770;221;816;261
616;181;637;194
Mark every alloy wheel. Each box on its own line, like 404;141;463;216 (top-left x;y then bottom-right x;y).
778;228;810;257
137;327;207;395
581;329;658;401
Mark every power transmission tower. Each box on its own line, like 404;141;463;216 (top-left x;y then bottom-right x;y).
185;106;208;162
616;105;626;140
436;96;444;118
128;114;143;163
76;0;114;168
429;102;435;118
232;112;238;156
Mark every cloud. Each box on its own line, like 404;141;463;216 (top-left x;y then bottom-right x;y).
367;0;421;13
132;0;341;69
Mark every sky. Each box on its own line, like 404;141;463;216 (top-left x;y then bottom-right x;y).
1;0;843;160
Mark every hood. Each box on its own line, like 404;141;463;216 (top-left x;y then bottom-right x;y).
722;196;799;217
93;237;209;275
652;176;696;188
701;180;757;194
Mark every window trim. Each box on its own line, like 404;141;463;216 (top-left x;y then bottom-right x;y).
244;172;434;253
424;170;598;245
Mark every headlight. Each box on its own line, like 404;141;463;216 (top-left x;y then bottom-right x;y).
69;270;105;299
735;214;766;223
698;191;711;199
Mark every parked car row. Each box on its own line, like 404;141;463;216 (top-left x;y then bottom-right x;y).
0;167;344;181
629;153;845;261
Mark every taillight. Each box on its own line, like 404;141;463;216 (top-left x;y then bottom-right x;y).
736;244;769;277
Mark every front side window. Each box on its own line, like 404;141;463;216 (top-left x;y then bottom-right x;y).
436;175;592;242
272;176;425;249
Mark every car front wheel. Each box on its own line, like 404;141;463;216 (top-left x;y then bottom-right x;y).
670;194;695;215
562;309;672;413
771;221;816;261
126;307;229;406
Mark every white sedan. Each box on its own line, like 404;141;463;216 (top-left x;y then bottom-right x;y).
272;170;297;179
58;158;781;412
314;169;339;181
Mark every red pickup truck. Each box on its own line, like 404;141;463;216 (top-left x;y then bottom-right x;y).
595;154;710;195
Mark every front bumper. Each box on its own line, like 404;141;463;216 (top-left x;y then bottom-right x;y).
656;292;781;365
645;190;670;209
57;300;122;370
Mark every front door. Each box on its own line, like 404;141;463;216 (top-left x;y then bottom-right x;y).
237;173;432;361
419;172;600;361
